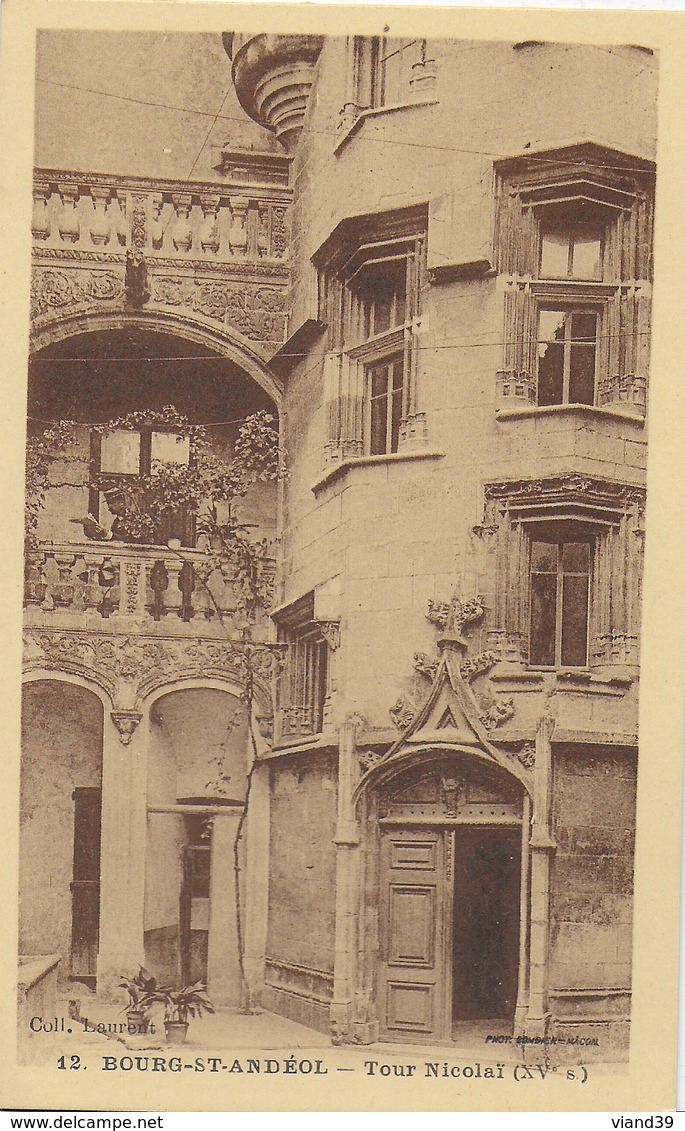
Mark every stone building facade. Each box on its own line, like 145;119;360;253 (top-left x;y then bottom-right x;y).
21;32;655;1056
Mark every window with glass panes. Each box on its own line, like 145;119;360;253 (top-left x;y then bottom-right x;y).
346;245;419;455
537;308;598;407
529;537;592;667
90;426;193;545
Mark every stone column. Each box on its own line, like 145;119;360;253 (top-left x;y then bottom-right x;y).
242;760;271;1010
330;715;361;1043
96;705;146;999
207;810;242;1006
526;711;556;1036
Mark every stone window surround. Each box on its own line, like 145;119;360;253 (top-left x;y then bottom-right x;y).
335;36;439;151
273;591;340;747
313;204;429;471
494;143;654;421
480;474;645;673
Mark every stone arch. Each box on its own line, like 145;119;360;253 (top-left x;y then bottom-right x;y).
22;661;116;710
29;307;283;409
354;741;530;815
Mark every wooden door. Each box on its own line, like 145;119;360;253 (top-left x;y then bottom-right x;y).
379;828;451;1042
70;787;102;989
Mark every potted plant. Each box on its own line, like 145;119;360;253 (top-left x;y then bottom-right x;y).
154;981;214;1045
118;966;159;1029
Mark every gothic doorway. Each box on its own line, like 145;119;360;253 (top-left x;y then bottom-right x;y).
374;757;526;1044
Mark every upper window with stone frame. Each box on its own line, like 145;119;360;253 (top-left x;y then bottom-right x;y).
337;37;437;137
494;143;654;418
314;205;427;464
480;476;645;672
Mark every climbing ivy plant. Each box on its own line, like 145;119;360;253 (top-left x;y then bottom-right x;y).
24;405;282;614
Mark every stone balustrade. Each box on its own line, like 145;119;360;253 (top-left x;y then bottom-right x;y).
32;168;290;263
25;542;275;633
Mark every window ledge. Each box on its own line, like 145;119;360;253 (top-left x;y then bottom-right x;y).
311;449;445;495
334;98;440;154
495;403;645;427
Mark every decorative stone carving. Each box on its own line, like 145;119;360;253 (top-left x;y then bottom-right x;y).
413;651;438;680
358;749;384;773
461;651;498;681
130;193;147;250
516;742;536;769
479;697;515;731
31;267;125;316
23;629;285;707
389;695;416;731
440;776;462;817
427;594;485;645
151;276;286;342
110;709;142;745
315;621;340;650
125;251;149;307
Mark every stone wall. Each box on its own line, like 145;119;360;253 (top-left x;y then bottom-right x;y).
549;744;637;1050
263;751;337;1030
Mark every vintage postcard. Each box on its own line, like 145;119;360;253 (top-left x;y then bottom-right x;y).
1;0;684;1114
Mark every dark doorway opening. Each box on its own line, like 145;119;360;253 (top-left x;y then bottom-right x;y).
452;827;520;1023
180;814;211;987
70;787;102;990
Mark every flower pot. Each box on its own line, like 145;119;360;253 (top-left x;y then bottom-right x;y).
164;1020;189;1045
126;1009;148;1033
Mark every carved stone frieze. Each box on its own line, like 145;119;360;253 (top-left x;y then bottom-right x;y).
22;628;284;708
31;267;125;316
152;276;286;342
33;246;289;279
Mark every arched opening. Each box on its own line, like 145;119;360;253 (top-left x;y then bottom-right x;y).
366;750;527;1044
28;326;279;551
144;686;248;1005
20;679;104;990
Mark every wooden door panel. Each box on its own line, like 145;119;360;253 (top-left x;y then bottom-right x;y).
386;981;434;1034
388;885;435;966
379;828;450;1042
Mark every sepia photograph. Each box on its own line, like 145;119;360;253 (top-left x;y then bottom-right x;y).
2;1;684;1115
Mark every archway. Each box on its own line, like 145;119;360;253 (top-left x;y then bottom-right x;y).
143;685;249;1006
20;679;105;990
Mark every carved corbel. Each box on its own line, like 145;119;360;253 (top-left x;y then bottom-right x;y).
316;620;340;650
111;709;142;745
